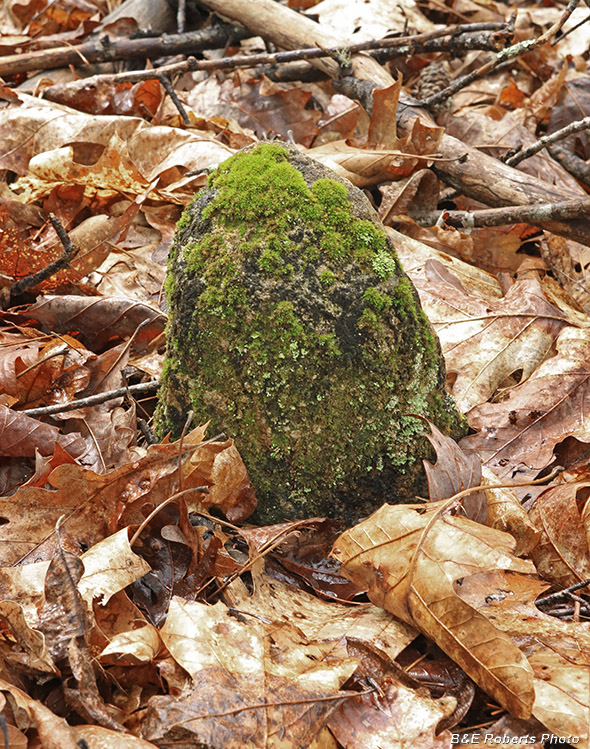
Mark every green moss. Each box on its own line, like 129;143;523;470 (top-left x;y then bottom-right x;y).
157;143;466;524
358;308;379;330
175;208;191;234
363;286;391;314
319;269;336;287
372;249;398;280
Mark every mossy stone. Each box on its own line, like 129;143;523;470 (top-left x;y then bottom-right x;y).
156;143;466;525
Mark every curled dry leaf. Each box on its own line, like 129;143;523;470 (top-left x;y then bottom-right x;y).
392;226;503;303
332;502;536;718
77;528;151;606
37;546;87;663
422;418;486;523
416;264;567;413
0;676;159;748
24;294;166;353
0;329;93;409
328;680;456;749
305;0;433;39
481;466;540;557
0;93;233;203
224;559;416;662
0;404;93;463
181;427;257;523
0;429;248;566
0;599;57;676
310;141;428;187
229;73;321;147
98;615;161;668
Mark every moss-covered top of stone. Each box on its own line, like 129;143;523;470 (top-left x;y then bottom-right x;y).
195;143;395;276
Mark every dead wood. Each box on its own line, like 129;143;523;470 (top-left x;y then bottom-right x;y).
200;0;590;248
0;23;248;78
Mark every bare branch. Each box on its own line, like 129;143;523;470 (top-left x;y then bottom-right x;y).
10;214;78;299
505;116;590;167
20;380;159;418
414;199;590;229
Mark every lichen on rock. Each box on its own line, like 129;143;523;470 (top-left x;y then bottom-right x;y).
156;143;466;525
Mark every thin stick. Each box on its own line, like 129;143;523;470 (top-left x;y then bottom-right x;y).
43;23;511;89
177;0;186;34
0;23;250;77
419;2;577;110
505;116;590;167
158;72;190;124
536;579;590;605
128;486;207;548
414;198;590;229
20;380;159;417
10;214;78;298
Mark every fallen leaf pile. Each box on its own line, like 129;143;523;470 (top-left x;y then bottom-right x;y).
0;0;590;746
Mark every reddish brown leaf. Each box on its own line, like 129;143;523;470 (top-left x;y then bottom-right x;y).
23;295;166;352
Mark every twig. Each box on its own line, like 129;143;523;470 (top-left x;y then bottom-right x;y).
177;0;186;35
536;579;590;605
414;199;590;229
371;29;509;61
419;2;577;110
158;72;190;124
504;116;590;167
0;23;250;77
20;380;159;418
129;486;207;548
10;214;78;298
138;418;156;445
551;9;590;45
548;142;590;188
42;23;512;92
260;31;508;83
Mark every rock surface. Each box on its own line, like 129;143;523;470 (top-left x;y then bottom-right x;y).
156;143;466;525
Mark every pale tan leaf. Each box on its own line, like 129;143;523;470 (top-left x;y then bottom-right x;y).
77;529;152;606
224;560;416;662
0;560;48;621
457;570;590;746
422;419;485;522
73;725;160;748
99;622;161;666
0;600;57;675
0;93;233;203
531;652;590;748
416;268;567;412
328;680;456;749
147;597;358;747
391;226;502;303
310;141;425;187
305;0;433;39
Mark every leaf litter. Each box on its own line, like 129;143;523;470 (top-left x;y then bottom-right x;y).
0;0;590;747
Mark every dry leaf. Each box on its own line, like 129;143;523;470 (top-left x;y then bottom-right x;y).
333;503;536;717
